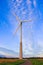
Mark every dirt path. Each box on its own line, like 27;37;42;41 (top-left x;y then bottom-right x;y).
20;60;32;65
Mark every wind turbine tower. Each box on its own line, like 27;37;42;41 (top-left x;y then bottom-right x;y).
11;12;32;59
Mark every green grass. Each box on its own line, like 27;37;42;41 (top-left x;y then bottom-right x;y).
0;60;25;65
0;58;43;65
29;58;43;65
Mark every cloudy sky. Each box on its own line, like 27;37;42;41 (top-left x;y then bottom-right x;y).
0;0;43;57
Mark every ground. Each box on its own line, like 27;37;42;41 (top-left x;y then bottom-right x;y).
0;58;43;65
20;60;32;65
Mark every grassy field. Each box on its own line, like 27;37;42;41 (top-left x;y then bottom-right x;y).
0;58;43;65
0;59;26;65
29;58;43;65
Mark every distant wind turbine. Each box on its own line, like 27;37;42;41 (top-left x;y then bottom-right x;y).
11;11;32;59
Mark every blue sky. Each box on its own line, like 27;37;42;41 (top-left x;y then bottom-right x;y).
0;0;43;57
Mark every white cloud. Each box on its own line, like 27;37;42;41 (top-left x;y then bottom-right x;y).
22;10;27;15
16;0;23;3
27;0;32;5
38;40;43;48
0;51;13;57
22;37;33;55
37;50;43;57
33;0;37;8
26;0;32;11
7;0;43;57
12;0;14;2
38;54;43;57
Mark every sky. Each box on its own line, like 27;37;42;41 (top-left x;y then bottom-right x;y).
0;0;43;57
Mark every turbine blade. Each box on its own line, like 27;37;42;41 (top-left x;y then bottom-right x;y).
14;24;21;35
21;20;32;22
11;11;21;23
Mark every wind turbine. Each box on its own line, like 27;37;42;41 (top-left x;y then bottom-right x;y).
11;12;32;59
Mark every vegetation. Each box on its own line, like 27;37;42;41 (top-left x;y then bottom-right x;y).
0;59;25;65
0;58;43;65
29;58;43;65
